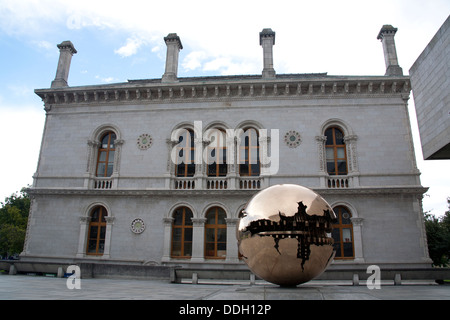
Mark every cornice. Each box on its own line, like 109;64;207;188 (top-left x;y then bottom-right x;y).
27;185;427;197
34;75;411;108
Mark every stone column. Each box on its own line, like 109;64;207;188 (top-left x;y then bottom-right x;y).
76;216;90;258
191;218;206;262
51;41;77;88
162;33;183;82
377;25;403;76
161;217;174;262
225;218;239;262
101;216;115;259
260;28;276;78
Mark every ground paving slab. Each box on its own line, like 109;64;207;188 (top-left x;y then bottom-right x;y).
1;274;449;301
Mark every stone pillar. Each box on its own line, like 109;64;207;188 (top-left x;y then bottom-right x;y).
161;217;174;262
191;218;206;262
377;25;403;76
76;216;90;258
162;33;183;83
259;28;276;78
225;218;239;262
51;41;77;88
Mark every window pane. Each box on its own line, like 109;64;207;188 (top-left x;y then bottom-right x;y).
341;209;352;224
173;211;183;225
334;129;344;145
88;240;98;253
99;151;107;162
96;163;106;177
171;242;181;256
217;228;227;242
327;161;336;175
89;226;98;239
337;147;345;159
184;210;193;225
326;148;334;160
331;228;340;243
106;164;114;177
176;164;185;177
108;151;115;163
183;243;192;256
98;240;105;253
251;164;260;176
91;208;100;222
217;242;226;257
208;164;217;176
172;228;182;241
205;228;215;242
342;228;352;242
184;228;193;241
187;164;195;176
325;129;333;145
100;226;106;239
205;243;215;257
337;160;347;174
343;242;353;257
217;210;226;224
240;164;249;175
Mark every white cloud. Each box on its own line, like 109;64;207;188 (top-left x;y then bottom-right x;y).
182;51;207;71
0;106;45;201
114;37;145;57
95;75;118;83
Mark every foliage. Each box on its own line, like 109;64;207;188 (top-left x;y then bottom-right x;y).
0;188;30;258
424;197;450;267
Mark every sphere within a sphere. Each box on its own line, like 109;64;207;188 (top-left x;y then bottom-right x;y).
237;184;336;286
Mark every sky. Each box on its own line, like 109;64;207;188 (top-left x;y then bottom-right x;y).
0;0;449;216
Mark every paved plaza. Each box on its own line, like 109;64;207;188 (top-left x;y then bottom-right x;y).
1;273;449;300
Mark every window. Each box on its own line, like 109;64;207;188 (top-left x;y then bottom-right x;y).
325;127;347;175
86;206;108;255
239;128;260;176
96;131;116;177
175;129;195;177
171;207;193;258
204;207;227;259
207;129;227;177
332;206;354;259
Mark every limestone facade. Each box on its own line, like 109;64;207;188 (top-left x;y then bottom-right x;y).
23;27;432;272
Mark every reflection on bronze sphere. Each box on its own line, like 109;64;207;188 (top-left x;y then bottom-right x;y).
237;184;337;286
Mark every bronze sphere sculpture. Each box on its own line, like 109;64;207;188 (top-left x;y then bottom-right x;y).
237;184;336;286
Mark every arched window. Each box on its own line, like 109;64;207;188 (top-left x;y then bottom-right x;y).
175;129;195;177
239;128;260;176
86;206;108;255
96;131;116;177
204;207;227;259
325;127;347;175
171;207;193;258
332;206;354;259
206;129;227;177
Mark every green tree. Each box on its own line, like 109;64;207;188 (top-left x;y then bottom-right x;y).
0;188;30;258
425;197;450;267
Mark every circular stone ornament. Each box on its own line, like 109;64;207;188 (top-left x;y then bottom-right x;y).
131;218;146;234
284;130;301;148
137;134;153;150
237;184;336;286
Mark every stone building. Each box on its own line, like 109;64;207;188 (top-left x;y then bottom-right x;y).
410;15;450;160
21;26;432;279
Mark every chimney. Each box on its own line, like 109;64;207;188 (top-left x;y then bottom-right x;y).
51;41;77;88
377;25;403;76
162;33;183;83
260;28;276;78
